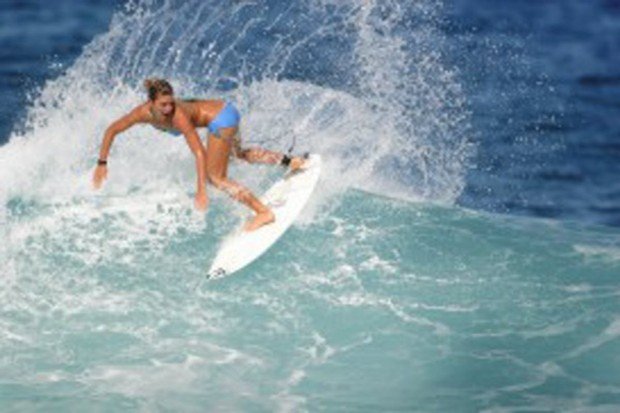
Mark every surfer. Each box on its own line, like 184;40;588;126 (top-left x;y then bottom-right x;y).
92;78;305;231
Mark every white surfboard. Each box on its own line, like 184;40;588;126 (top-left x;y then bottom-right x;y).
207;154;322;279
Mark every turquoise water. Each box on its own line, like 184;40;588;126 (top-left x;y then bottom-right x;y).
3;191;620;411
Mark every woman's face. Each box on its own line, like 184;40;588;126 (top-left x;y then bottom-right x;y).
153;94;175;116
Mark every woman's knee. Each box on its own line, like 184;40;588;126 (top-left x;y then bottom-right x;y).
208;174;225;187
211;177;249;200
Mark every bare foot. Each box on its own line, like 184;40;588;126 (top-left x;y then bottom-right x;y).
289;157;307;172
244;210;275;232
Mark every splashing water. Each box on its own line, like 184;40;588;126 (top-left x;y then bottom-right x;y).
0;0;472;211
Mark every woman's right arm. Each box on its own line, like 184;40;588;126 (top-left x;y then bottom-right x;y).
93;106;146;189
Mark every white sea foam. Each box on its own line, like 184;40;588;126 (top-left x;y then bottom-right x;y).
574;244;620;262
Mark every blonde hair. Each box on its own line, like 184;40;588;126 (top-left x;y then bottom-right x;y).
144;78;174;101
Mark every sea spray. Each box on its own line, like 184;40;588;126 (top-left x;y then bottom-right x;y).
0;0;472;213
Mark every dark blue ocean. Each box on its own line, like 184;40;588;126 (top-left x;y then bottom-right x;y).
1;1;619;411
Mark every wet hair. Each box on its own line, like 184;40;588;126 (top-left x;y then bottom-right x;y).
144;78;174;101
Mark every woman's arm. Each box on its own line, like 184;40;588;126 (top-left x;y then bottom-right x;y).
174;112;209;211
98;106;145;161
93;106;146;189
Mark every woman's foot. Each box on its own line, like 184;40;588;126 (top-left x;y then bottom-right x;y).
244;209;275;232
289;156;306;172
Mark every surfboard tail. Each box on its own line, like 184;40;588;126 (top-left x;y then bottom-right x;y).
207;267;227;280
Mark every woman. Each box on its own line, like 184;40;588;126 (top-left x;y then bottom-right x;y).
92;78;305;231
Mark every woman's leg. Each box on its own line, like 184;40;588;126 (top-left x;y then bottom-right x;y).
206;127;275;231
238;148;284;165
231;132;306;170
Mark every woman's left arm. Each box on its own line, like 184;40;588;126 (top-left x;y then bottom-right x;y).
175;113;208;211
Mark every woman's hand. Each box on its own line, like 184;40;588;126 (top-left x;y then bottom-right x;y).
92;165;108;189
195;190;209;211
